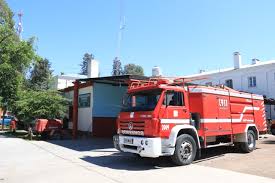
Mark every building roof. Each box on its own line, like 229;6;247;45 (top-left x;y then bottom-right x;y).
57;74;87;80
60;75;148;92
77;75;148;83
184;60;275;78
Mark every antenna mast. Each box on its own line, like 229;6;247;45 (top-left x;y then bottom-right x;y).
17;11;23;40
112;0;125;76
117;0;125;59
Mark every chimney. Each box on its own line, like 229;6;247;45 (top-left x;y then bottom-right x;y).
252;58;260;65
233;52;242;69
87;59;99;78
152;66;162;77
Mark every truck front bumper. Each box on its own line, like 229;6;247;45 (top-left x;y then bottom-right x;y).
113;135;173;158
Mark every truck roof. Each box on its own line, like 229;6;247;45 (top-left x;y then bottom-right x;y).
127;78;264;100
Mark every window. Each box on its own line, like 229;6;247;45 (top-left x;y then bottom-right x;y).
164;91;184;106
248;76;256;87
225;79;233;88
78;93;91;108
205;82;212;86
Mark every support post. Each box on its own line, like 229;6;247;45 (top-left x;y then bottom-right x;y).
72;80;79;139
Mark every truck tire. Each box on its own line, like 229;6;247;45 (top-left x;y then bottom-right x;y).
240;130;256;153
171;134;197;166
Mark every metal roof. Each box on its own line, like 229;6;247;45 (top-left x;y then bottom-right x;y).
76;75;148;84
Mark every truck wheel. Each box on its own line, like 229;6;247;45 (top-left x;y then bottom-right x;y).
171;134;197;166
240;130;256;153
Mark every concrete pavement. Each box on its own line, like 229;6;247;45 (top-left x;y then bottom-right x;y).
0;135;274;183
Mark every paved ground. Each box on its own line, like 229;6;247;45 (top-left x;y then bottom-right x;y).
196;135;275;179
0;133;275;183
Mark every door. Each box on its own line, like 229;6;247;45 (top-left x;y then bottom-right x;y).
159;90;190;127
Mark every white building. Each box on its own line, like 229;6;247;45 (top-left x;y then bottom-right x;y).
52;74;87;90
186;52;275;119
52;59;100;90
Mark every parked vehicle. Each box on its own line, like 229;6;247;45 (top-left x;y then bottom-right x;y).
33;119;63;139
1;115;14;126
113;78;267;165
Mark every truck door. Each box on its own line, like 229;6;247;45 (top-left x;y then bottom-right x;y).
159;90;190;136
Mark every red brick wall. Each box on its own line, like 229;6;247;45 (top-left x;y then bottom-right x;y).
92;117;117;137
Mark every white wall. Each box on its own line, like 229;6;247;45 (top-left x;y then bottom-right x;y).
78;86;93;132
51;75;87;90
64;86;93;132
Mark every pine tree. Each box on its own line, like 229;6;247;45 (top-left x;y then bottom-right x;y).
29;58;53;90
112;57;123;76
80;53;94;75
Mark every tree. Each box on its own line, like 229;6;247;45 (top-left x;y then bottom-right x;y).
0;0;14;29
0;63;20;108
0;0;36;111
112;57;123;76
0;0;69;129
80;53;94;75
28;58;53;90
123;63;144;76
14;90;68;123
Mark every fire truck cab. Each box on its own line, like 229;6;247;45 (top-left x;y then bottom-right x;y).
113;78;267;165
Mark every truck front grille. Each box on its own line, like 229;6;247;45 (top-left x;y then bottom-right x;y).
120;121;145;136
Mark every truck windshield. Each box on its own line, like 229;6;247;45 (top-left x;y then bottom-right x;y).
121;89;162;112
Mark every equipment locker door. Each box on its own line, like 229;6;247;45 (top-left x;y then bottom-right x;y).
202;94;220;137
217;95;232;135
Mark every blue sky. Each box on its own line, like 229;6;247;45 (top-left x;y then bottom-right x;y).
6;0;275;76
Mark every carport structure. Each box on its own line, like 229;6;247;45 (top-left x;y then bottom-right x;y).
62;75;147;139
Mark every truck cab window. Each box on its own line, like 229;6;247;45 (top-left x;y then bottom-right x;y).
164;91;184;106
121;89;162;112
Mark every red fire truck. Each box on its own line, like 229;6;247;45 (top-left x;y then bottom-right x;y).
113;78;267;165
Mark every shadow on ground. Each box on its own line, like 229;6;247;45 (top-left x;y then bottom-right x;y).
80;146;242;171
0;130;29;139
48;137;115;152
261;139;275;144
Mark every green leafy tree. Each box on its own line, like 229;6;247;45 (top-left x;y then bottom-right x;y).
28;58;53;90
80;53;94;75
0;63;20;109
14;90;68;123
0;0;69;127
123;63;144;76
0;0;37;126
0;0;14;29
